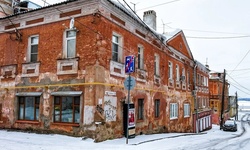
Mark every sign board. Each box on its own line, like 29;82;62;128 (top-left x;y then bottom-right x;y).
124;76;136;90
125;55;135;74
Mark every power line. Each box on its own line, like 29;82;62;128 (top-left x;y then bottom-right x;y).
186;35;250;39
136;0;181;11
158;25;250;36
229;82;250;96
227;73;250;93
229;49;250;75
227;68;250;72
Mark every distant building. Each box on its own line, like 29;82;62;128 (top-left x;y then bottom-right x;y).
209;72;230;125
193;61;212;132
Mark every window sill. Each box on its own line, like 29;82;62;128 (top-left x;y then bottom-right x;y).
15;120;40;125
51;122;80;127
170;117;178;120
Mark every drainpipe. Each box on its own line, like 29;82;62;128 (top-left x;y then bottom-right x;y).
193;61;199;134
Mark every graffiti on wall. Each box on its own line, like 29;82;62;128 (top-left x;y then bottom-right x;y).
104;96;117;122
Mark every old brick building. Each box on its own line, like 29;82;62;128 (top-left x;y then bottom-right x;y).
0;0;199;141
193;61;212;132
209;72;230;125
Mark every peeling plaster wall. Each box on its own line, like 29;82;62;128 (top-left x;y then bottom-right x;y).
0;0;196;141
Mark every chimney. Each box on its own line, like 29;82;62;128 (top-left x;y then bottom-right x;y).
143;10;157;30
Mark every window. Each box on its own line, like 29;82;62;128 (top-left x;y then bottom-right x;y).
112;34;123;63
168;61;173;79
138;46;144;69
138;99;144;120
184;103;190;117
18;96;40;121
181;68;185;82
170;103;178;119
65;30;76;58
155;99;160;118
54;96;80;123
187;70;190;85
176;64;179;81
28;35;39;62
154;54;160;76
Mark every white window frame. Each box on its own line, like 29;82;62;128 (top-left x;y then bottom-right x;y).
182;67;186;82
176;64;180;81
170;103;178;119
168;61;173;79
187;70;190;85
27;35;39;62
112;33;123;63
154;54;160;76
138;45;144;70
184;103;190;117
64;29;77;58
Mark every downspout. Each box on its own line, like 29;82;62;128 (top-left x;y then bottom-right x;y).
193;61;199;134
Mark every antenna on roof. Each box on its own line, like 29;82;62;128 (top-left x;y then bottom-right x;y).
130;2;139;13
161;20;171;34
41;0;48;6
161;19;165;34
205;58;209;69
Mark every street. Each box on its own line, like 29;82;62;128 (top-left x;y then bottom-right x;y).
0;112;249;150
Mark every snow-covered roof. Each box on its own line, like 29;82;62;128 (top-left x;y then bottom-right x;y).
161;28;182;42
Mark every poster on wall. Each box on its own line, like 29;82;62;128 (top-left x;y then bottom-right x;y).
128;108;135;128
104;96;117;122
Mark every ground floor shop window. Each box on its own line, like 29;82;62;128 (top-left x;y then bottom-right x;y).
18;96;40;121
54;96;80;123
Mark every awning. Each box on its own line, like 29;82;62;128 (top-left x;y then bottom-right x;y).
16;92;42;96
51;91;82;96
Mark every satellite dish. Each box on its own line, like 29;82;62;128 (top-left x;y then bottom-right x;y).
69;18;74;29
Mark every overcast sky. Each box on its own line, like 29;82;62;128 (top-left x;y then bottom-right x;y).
30;0;250;98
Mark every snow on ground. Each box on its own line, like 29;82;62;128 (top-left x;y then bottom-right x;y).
0;112;249;150
0;122;246;150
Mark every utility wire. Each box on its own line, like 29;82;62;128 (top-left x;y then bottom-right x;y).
227;73;250;93
186;35;250;39
0;5;22;39
229;82;250;96
229;49;250;75
159;25;250;36
136;0;181;11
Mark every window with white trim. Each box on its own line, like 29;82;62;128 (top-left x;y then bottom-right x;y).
28;35;39;62
138;45;144;70
182;67;186;82
176;64;179;81
170;103;178;119
64;30;76;58
168;61;173;79
112;34;123;63
154;54;160;76
184;103;190;117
